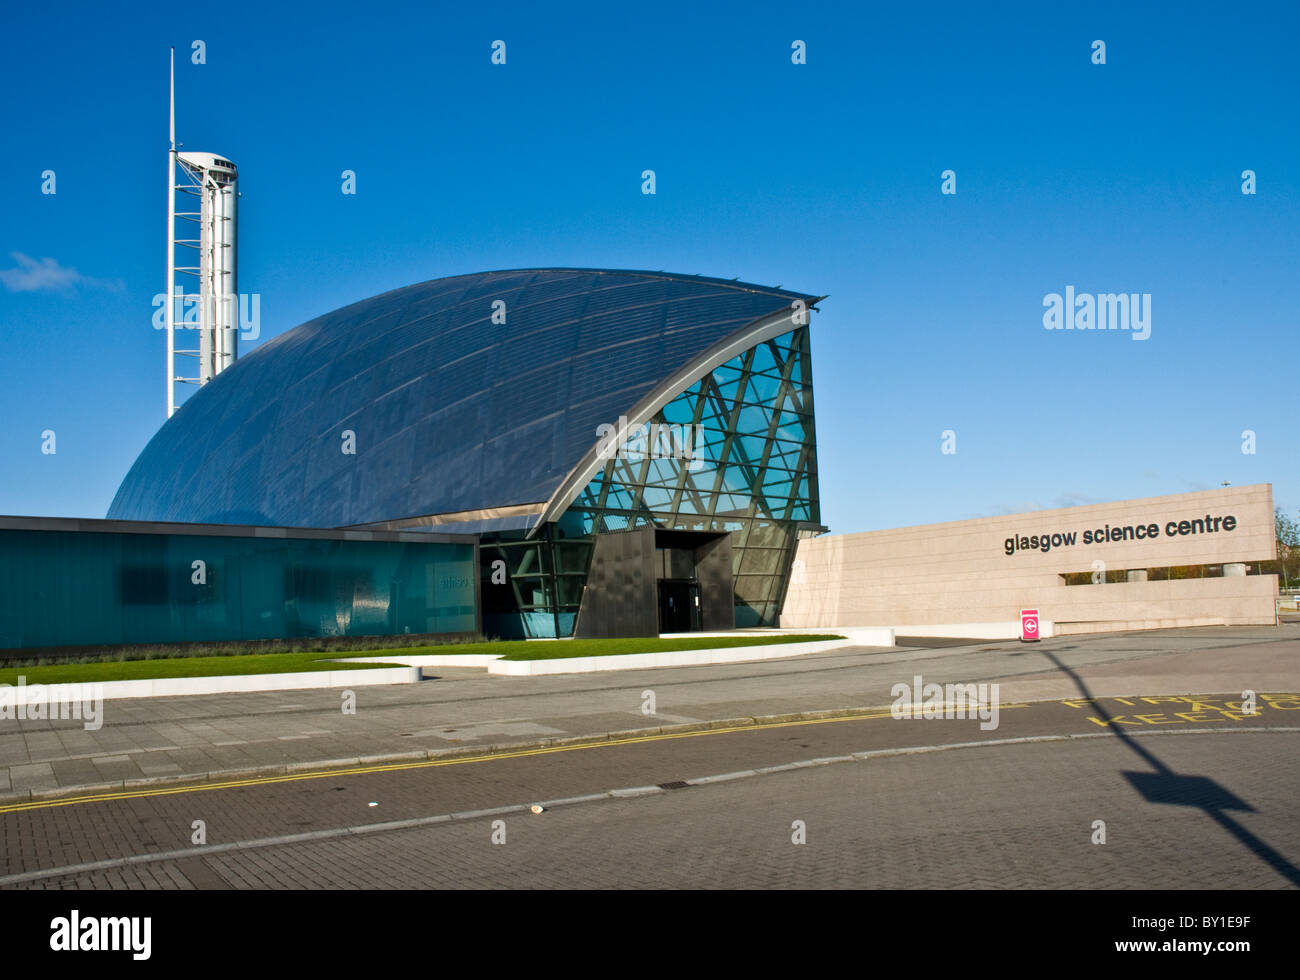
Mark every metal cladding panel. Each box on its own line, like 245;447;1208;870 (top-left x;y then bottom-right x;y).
109;269;815;528
696;534;736;631
573;527;658;639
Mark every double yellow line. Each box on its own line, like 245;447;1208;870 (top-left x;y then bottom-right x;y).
1;709;903;815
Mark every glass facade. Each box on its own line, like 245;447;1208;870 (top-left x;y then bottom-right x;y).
0;527;477;651
482;326;819;636
480;525;592;639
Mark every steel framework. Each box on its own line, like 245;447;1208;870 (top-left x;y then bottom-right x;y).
165;47;239;417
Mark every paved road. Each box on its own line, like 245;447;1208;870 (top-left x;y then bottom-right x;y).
2;623;1296;799
0;623;1295;889
1;692;1296;889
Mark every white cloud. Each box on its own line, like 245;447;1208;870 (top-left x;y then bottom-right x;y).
1052;492;1103;509
0;252;124;293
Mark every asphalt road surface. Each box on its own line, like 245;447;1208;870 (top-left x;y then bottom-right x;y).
2;691;1296;889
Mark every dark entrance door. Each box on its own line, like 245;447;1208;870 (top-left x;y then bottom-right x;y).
657;580;700;633
573;528;734;640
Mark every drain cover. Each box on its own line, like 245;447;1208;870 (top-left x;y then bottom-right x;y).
657;781;690;790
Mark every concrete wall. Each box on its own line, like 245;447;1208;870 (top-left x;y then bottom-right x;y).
782;484;1278;635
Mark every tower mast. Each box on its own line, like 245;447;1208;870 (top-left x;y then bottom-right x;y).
165;47;239;418
166;47;177;416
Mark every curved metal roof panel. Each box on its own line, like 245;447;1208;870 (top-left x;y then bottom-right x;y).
108;269;816;528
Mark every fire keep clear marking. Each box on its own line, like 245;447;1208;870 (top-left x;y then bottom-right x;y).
1061;694;1300;727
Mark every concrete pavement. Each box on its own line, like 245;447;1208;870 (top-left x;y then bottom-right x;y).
1;622;1296;802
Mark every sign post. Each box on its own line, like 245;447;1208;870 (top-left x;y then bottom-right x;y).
1020;608;1040;642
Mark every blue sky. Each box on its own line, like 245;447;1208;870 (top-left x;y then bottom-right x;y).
1;0;1296;535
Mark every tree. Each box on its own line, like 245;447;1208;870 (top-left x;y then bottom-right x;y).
1275;507;1299;590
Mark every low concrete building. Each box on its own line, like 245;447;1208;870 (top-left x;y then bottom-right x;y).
782;484;1278;638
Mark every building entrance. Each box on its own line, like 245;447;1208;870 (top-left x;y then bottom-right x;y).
657;579;700;633
573;526;735;639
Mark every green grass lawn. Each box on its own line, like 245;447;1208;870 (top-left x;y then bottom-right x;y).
0;634;844;685
469;634;844;661
0;652;411;687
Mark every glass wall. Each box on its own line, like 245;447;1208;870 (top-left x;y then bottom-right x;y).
480;525;592;638
483;326;819;636
0;527;477;651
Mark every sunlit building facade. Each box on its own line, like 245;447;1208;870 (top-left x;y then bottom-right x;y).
109;269;824;639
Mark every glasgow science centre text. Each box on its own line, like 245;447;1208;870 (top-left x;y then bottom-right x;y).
1004;514;1239;557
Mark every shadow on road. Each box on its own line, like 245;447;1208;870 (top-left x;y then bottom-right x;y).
1036;646;1300;887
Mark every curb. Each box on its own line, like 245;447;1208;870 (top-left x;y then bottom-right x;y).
0;665;421;705
335;634;874;676
0;636;864;706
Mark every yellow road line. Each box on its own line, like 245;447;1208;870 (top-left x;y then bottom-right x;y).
13;692;1286;817
0;708;922;815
